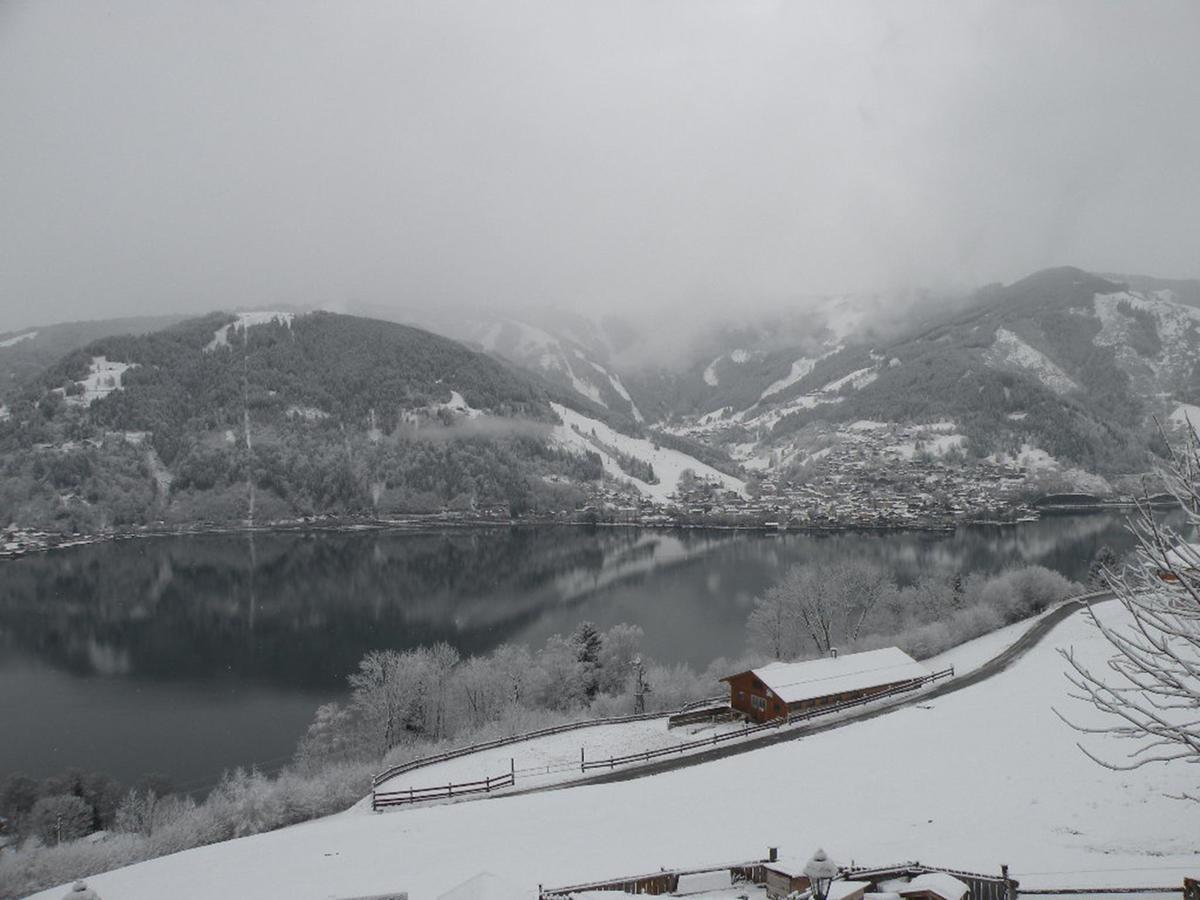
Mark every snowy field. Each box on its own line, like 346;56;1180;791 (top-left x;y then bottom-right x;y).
922;602;1071;676
550;402;745;501
374;717;748;797
30;602;1200;900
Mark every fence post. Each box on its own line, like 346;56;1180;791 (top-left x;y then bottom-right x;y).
409;787;413;804
511;757;515;783
448;783;452;798
581;747;584;772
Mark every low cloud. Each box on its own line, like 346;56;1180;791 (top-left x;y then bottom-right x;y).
1;1;1197;333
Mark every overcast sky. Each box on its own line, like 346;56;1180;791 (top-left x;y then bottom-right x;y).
2;0;1198;332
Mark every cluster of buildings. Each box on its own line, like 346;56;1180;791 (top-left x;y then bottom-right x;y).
570;454;1036;531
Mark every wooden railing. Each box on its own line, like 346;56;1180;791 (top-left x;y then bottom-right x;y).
373;589;1106;791
371;770;515;810
579;667;953;773
372;709;674;788
373;695;721;788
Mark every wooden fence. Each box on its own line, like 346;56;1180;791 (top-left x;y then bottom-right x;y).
372;770;515;810
373;587;1108;793
372;692;726;789
580;667;953;773
539;858;765;898
845;862;1015;900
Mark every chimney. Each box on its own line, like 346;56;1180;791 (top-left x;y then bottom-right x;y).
769;847;779;862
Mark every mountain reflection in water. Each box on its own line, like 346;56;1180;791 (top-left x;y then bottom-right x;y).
0;514;1168;787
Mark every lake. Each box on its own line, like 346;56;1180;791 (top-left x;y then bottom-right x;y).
0;513;1154;792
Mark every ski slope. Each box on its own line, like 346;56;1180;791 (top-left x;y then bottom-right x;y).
28;603;1200;900
550;403;745;501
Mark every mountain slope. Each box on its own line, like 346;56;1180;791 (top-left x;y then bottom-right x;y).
0;314;188;403
0;312;734;532
655;268;1200;483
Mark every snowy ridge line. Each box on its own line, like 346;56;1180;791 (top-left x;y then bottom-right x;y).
372;701;715;788
580;667;954;773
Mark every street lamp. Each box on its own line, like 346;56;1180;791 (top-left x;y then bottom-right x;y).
804;848;838;900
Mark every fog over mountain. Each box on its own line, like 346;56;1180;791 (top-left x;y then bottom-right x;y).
2;1;1198;334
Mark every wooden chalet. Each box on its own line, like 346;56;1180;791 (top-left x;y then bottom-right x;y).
1156;542;1200;583
721;647;929;723
760;858;870;900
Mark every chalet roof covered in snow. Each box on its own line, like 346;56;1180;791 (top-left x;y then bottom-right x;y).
746;647;928;704
899;873;971;900
1162;541;1200;570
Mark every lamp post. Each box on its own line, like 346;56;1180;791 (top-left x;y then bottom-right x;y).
804;848;838;900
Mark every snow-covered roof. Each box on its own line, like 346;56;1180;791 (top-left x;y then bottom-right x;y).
746;647;928;705
1162;542;1200;571
898;873;970;900
764;856;810;877
828;880;872;900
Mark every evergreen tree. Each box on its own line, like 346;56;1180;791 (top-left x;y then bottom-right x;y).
571;621;603;700
1087;544;1118;588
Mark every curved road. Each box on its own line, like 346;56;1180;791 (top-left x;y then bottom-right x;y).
502;593;1113;798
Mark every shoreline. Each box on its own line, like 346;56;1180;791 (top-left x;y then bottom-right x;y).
0;511;1045;559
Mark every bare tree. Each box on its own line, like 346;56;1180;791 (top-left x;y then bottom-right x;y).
747;559;893;658
1057;421;1200;800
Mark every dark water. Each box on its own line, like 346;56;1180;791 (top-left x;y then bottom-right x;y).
0;514;1155;792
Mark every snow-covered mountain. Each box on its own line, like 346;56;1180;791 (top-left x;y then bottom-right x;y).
656;268;1200;484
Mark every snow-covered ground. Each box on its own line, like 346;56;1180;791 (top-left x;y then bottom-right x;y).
986;442;1112;494
29;603;1200;900
986;328;1078;394
61;356;137;407
550;403;745;501
205;311;295;352
821;366;878;393
375;717;748;797
1168;403;1200;428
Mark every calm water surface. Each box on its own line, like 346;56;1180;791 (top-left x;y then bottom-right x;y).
0;514;1155;791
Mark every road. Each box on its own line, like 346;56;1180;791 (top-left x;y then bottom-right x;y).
504;593;1114;797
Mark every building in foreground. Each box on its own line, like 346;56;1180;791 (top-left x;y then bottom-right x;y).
721;647;930;723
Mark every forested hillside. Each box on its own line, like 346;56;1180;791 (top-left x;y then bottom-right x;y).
0;314;187;403
0;312;619;532
751;268;1197;473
